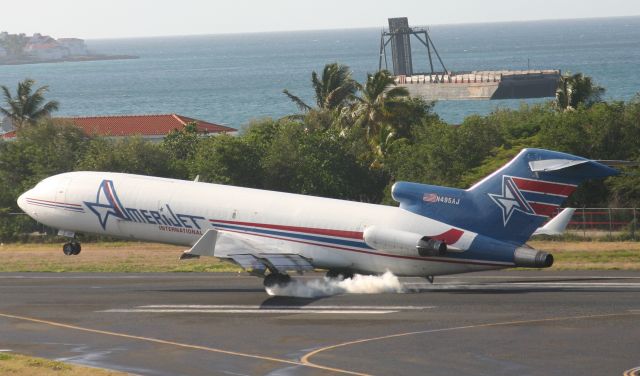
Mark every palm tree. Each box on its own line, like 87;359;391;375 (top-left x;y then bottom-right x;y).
352;70;409;139
369;123;406;169
1;78;59;128
555;73;605;111
283;63;358;112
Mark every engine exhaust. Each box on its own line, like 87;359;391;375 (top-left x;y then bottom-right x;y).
514;247;554;268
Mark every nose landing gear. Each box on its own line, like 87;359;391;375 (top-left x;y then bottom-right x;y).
62;241;81;256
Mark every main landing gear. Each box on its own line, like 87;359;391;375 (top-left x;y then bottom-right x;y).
62;241;81;256
326;269;354;280
263;273;291;288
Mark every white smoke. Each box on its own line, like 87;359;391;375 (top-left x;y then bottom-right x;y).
265;271;405;298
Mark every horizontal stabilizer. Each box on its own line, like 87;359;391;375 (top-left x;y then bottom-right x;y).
594;160;640;168
533;208;576;236
528;159;588;172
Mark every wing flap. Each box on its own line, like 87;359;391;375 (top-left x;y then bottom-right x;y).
227;254;267;273
226;253;314;274
183;228;314;274
258;253;315;272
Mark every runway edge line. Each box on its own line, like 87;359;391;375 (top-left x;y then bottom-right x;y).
0;311;368;376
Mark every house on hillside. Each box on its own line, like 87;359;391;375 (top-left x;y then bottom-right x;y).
24;42;67;60
0;116;14;134
0;114;236;141
57;38;89;55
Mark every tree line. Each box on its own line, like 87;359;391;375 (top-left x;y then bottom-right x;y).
1;66;639;241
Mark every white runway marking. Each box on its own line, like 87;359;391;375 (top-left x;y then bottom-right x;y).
435;275;640;279
139;305;435;310
406;282;640;289
0;275;252;279
0;349;12;352
102;309;397;314
100;304;435;315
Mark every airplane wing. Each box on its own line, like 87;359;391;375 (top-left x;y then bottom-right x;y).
180;229;314;275
532;208;576;236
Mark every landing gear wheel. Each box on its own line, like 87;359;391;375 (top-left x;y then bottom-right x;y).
63;243;73;255
263;273;291;288
70;241;81;255
63;241;81;256
326;269;354;280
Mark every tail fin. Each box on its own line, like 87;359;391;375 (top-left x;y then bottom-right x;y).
392;148;618;245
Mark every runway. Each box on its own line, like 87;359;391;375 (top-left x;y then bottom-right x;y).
0;271;639;375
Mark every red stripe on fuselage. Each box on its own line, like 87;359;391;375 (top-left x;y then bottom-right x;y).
210;219;363;239
26;198;82;207
218;228;508;267
103;182;124;217
512;177;576;196
210;219;467;246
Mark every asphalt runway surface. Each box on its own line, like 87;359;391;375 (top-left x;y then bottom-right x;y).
1;270;639;376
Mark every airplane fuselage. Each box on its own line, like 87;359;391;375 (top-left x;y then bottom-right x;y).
18;171;507;277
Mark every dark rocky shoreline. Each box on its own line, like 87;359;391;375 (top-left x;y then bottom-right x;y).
0;54;138;65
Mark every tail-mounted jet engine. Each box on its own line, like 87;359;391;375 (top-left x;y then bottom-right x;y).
513;247;554;268
363;226;447;257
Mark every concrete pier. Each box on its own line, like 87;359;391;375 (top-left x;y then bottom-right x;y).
397;69;561;100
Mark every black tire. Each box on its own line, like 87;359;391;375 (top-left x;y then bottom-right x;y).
71;242;81;255
62;243;73;256
263;273;291;288
326;269;354;280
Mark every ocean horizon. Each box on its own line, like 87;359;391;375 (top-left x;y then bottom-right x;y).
1;16;639;128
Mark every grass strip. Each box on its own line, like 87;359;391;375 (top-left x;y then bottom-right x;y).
0;352;126;375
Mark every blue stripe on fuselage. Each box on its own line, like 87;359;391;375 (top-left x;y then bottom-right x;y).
211;221;515;264
210;222;373;250
27;201;84;212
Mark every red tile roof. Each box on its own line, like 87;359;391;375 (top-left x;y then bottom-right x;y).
1;130;16;139
62;114;235;137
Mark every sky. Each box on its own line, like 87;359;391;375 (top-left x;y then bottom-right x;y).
3;0;640;39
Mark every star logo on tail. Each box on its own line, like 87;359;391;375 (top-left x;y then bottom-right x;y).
84;180;129;230
489;176;535;226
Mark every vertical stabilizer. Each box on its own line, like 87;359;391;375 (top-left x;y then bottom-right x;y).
393;148;618;245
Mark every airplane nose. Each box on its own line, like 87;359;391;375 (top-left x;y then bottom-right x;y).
17;191;29;213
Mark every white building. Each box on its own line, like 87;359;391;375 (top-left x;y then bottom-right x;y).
58;38;88;55
24;42;68;60
0;116;15;135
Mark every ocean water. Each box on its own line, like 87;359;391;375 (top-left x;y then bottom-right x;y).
1;16;639;128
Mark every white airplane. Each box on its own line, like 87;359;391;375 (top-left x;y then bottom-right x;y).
17;148;618;288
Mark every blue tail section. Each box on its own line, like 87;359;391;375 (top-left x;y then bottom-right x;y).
392;148;619;244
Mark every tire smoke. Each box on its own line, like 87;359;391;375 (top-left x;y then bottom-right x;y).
265;271;405;298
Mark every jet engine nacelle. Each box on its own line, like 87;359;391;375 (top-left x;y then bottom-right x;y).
363;226;447;257
513;247;554;268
